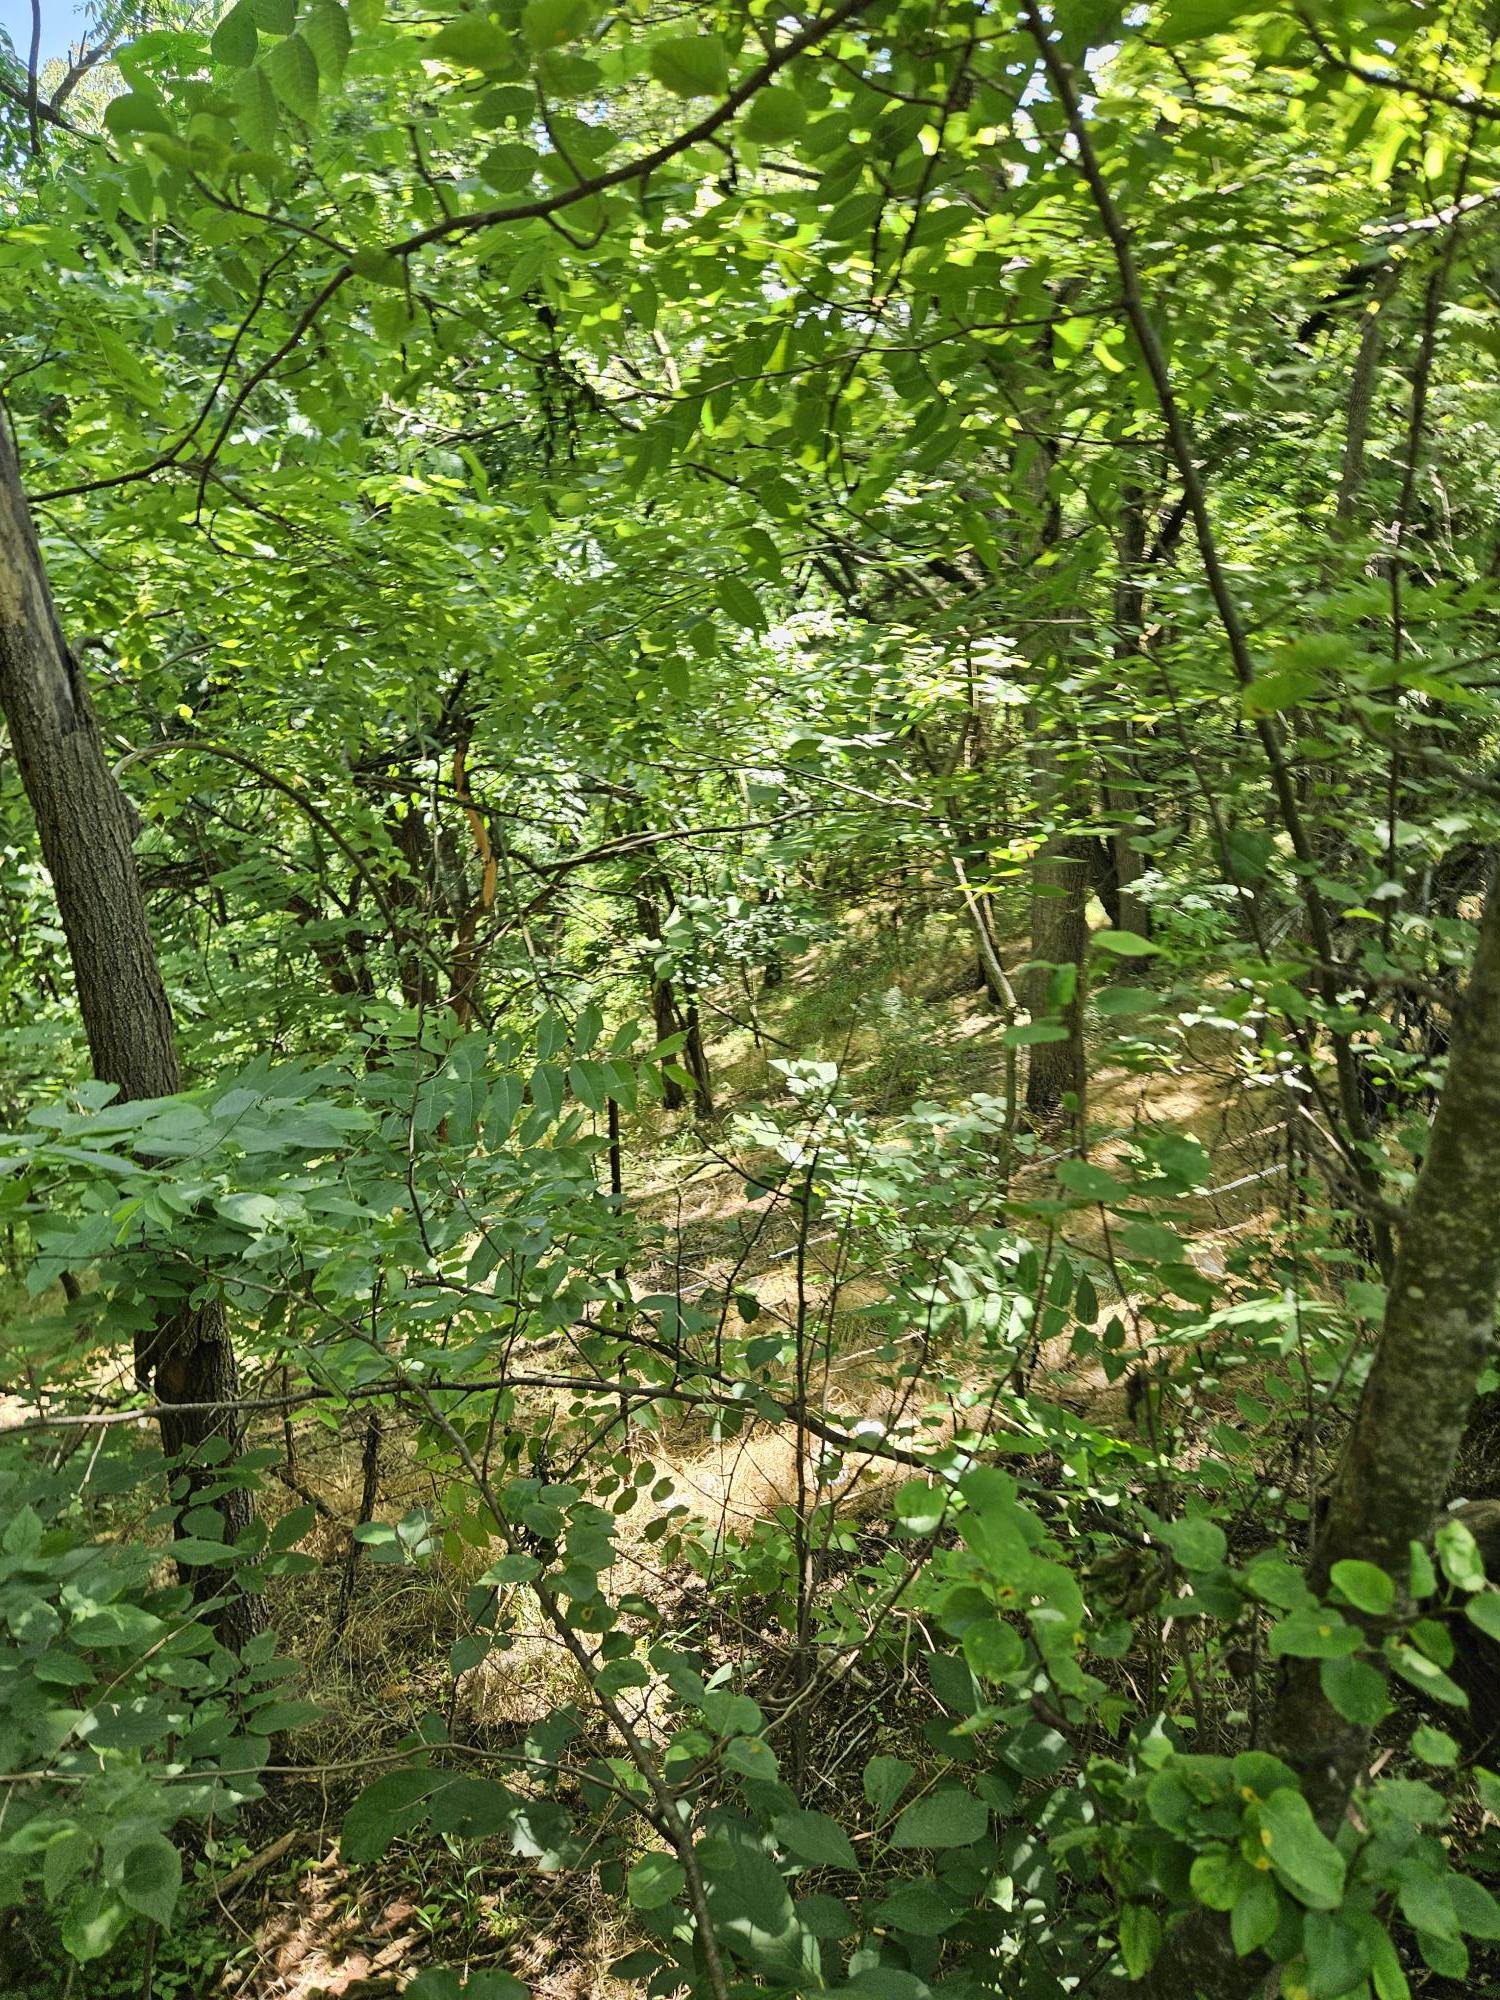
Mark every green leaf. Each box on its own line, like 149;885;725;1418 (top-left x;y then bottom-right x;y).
1092;928;1162;958
1232;1751;1298;1799
927;1649;979;1716
1301;1910;1367;1997
1242;665;1317;716
370;295;414;346
117;1836;181;1927
210;0;259;65
43;1828;94;1904
569;1059;608;1112
351;247;405;287
1410;1540;1438;1599
3;1505;41;1555
1230;1871;1279;1955
342;1769;437;1862
1319;1654;1390;1727
451;1633;490;1675
1388;1639;1468;1706
1189;1847;1247;1911
104;93;173;137
874;1877;966;1937
430;15;511;67
862;1754;914;1817
1368;1921;1410;2000
772;1810;857;1871
701;1834;803;1981
522;0;591;49
1466;1593;1500;1642
1054;1159;1124;1199
1156;0;1245;42
248;0;295;31
743;85;807;144
716;574;766;631
60;1889;130;1964
1268;1608;1362;1658
890;1786;988;1849
170;1536;237;1565
1396;1861;1458;1942
963;1617;1025;1679
1410;1725;1459;1768
1449;1870;1500;1941
252;1699;324;1733
233;63;279;147
1329;1558;1395;1615
796;1892;853;1939
1096;984;1158;1016
262;33;319;117
722;1734;778;1782
627;1852;685;1909
304;0;351;79
1156;1515;1227;1571
1003;1019;1071;1046
651;32;729;98
1436;1517;1487;1591
1255;1788;1346;1910
1118;1903;1161;1979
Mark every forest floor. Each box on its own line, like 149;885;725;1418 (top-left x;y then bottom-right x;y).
31;900;1304;2000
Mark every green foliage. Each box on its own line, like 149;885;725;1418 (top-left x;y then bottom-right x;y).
3;0;1500;1988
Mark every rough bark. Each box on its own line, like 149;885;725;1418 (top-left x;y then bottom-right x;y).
0;412;261;1649
1141;871;1500;1995
1271;869;1500;1804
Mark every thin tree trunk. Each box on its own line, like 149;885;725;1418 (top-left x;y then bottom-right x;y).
1334;265;1399;535
1025;714;1089;1121
448;732;498;1027
636;887;687;1111
1142;870;1500;1996
635;863;714;1119
0;411;261;1650
1016;329;1090;1119
337;1411;383;1625
1024;839;1089;1119
1105;486;1151;936
679;986;716;1120
385;801;437;1012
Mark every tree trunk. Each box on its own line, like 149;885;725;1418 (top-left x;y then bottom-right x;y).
636;887;686;1111
0;413;261;1650
1270;866;1500;1806
385;801;438;1012
1025;713;1089;1121
679;986;716;1120
1142;868;1500;1996
1024;838;1089;1119
1334;265;1399;536
1104;486;1152;937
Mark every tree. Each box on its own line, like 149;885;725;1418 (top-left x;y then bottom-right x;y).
6;0;1500;1990
0;415;260;1648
